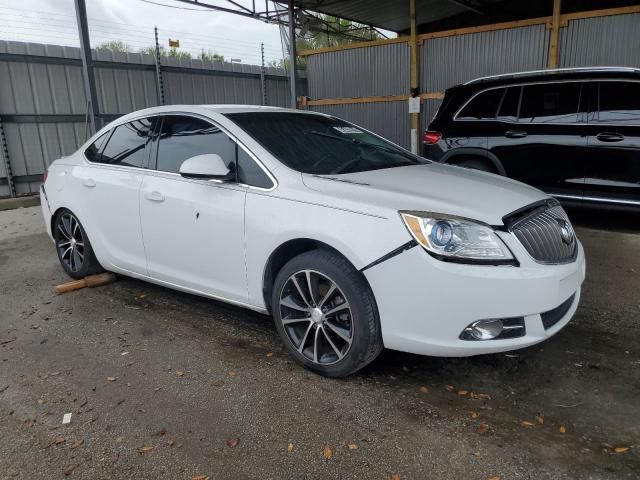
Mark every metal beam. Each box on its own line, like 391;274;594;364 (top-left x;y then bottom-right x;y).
409;0;420;154
288;0;298;109
74;0;101;134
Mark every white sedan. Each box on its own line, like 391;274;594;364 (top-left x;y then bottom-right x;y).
41;105;586;377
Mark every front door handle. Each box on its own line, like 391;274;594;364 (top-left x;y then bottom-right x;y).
145;191;165;202
596;132;624;142
504;130;528;139
82;178;96;188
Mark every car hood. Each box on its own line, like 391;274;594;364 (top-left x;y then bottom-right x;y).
301;163;548;226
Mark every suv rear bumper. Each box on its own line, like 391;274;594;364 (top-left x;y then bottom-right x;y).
363;237;586;357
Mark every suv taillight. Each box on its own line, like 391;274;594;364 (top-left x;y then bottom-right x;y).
42;170;48;183
423;131;442;144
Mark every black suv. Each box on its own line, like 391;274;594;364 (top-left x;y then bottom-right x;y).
423;67;640;209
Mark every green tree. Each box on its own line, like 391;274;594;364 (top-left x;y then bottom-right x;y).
199;49;225;62
97;40;131;52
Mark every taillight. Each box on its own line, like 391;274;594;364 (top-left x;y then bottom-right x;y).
42;170;48;183
423;131;442;144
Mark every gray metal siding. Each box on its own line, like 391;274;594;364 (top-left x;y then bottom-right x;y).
421;24;550;93
307;43;410;99
311;101;410;149
559;13;640;67
0;40;297;196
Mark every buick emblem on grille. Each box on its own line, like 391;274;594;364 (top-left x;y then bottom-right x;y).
557;219;575;245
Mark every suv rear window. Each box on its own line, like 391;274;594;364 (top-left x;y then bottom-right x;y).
457;88;503;120
519;82;580;123
598;81;640;124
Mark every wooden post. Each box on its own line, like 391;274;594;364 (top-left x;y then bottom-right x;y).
409;0;420;154
548;0;561;68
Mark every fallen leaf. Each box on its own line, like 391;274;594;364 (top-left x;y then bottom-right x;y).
477;423;489;434
391;475;401;480
470;392;492;400
446;385;455;391
266;352;273;358
153;428;167;436
167;440;175;447
535;415;544;425
419;386;429;394
614;447;629;453
488;477;501;480
470;411;479;419
211;379;224;387
54;437;66;445
175;371;185;377
138;446;154;453
227;371;237;377
348;443;358;450
323;446;334;459
458;389;468;396
107;377;117;382
521;421;535;428
226;438;239;448
192;476;208;480
71;439;83;449
63;465;76;476
472;452;481;457
559;425;566;433
287;442;294;453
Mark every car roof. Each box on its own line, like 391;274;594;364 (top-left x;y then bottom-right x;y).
457;67;640;89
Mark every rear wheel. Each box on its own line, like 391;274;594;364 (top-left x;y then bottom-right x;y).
53;209;103;279
455;157;498;174
272;249;383;377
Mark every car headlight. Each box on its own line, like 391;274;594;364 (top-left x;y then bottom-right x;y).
400;211;515;264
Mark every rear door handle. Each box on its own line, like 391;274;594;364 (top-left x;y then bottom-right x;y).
504;130;528;139
82;178;96;188
145;190;165;202
596;132;624;142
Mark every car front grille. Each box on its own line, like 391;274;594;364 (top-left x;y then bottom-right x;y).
507;200;578;264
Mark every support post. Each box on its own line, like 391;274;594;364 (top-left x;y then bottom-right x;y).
287;0;298;109
0;115;16;198
154;26;165;105
260;42;267;106
409;0;420;154
548;0;561;68
74;0;100;134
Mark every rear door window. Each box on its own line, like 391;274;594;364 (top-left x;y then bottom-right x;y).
598;81;640;124
84;131;111;163
154;115;236;173
496;86;521;122
519;82;581;123
98;118;155;168
457;88;504;120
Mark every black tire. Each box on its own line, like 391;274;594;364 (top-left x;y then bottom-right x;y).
53;209;103;279
272;249;383;378
455;157;498;174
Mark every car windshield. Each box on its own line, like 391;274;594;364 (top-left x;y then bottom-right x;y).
225;112;428;175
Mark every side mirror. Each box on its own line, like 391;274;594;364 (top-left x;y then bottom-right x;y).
178;154;232;180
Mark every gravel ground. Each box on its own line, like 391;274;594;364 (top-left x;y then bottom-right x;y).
0;206;638;480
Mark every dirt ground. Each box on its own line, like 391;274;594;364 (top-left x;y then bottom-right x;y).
0;205;638;480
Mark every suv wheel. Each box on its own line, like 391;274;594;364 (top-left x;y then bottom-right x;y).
455;157;498;174
272;249;383;377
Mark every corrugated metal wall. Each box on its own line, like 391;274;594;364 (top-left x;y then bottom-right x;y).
421;24;549;93
312;101;410;148
306;42;410;99
559;13;640;67
0;40;298;197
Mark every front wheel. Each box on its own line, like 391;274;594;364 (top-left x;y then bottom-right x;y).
53;209;103;279
272;249;383;377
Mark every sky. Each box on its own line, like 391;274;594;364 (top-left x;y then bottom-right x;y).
1;0;289;65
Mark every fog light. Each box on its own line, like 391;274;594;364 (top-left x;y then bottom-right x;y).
469;319;503;340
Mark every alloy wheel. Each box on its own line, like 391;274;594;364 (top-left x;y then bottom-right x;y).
278;269;354;365
56;213;85;273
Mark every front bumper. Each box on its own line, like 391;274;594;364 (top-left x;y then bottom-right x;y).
363;231;586;357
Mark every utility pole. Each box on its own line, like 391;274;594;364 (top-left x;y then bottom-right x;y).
74;0;101;133
154;26;165;105
287;0;298;109
260;42;267;106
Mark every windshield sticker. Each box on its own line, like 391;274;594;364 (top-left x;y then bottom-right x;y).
332;126;363;134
